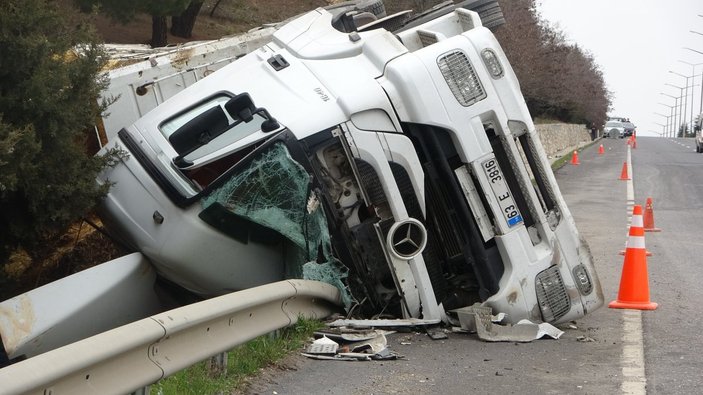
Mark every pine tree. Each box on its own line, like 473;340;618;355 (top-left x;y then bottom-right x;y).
0;0;117;261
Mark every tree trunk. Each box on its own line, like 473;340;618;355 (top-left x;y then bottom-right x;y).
151;15;168;48
210;0;225;17
171;1;204;38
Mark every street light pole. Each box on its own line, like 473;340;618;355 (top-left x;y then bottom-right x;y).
653;112;671;137
678;61;703;128
657;102;676;137
653;123;667;137
661;93;679;138
664;82;686;137
668;76;690;133
684;48;703;114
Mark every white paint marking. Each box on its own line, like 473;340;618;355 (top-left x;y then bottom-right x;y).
626;147;634;202
619;147;647;394
621;310;646;394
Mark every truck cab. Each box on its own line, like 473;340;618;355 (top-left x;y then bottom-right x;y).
96;7;603;324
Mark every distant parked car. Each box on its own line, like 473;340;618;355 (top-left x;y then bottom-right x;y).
604;120;625;138
622;121;636;137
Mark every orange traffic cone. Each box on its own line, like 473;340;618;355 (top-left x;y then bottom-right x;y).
632;136;637;149
571;150;580;165
598;144;604;155
619;162;630;180
643;197;661;232
609;205;658;310
619;247;652;257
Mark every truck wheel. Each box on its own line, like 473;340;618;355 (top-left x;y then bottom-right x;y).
325;0;386;18
393;0;505;33
357;0;387;18
327;0;387;32
463;0;506;30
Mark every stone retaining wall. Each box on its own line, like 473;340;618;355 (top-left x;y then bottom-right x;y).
534;123;593;164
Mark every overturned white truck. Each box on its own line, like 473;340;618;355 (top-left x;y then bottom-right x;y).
1;2;603;363
100;5;603;318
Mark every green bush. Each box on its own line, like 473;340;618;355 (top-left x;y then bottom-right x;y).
0;0;117;262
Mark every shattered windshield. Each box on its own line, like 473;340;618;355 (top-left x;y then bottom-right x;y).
200;142;354;307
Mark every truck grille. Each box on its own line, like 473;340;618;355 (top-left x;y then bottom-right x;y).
390;163;447;301
535;266;570;322
424;165;464;260
355;160;386;205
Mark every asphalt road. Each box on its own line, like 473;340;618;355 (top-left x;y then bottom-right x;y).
245;136;702;395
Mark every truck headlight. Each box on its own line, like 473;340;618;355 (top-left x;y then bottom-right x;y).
572;264;593;295
480;49;504;79
437;50;487;107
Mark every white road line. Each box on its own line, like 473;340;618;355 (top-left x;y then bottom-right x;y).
621;310;646;394
626;148;634;202
619;146;647;394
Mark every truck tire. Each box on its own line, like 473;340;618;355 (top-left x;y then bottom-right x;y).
327;0;387;32
461;0;506;30
393;0;505;34
325;0;386;18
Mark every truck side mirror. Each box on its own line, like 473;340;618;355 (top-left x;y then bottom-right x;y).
169;105;229;157
224;93;257;123
225;93;280;133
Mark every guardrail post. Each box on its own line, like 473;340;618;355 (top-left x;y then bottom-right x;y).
208;352;228;377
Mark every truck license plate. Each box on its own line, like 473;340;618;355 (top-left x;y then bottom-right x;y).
481;157;523;228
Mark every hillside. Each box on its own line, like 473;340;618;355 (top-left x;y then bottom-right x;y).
58;0;427;46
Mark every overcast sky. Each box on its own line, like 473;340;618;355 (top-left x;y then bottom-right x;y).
535;0;703;137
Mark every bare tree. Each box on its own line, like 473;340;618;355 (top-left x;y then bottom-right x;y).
494;0;609;127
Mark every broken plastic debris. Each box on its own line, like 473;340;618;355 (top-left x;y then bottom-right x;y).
306;335;339;355
516;319;564;340
314;328;394;343
425;327;448;340
302;331;402;361
336;352;372;361
492;312;507;323
300;353;357;361
453;303;564;342
349;334;388;354
327;318;441;328
452;303;492;332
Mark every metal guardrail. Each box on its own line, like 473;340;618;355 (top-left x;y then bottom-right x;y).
0;279;342;395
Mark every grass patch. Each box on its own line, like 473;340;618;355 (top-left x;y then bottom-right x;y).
551;139;602;170
551;151;573;170
150;318;324;395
